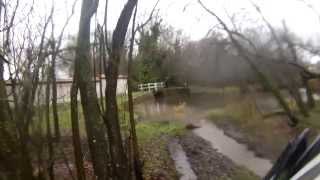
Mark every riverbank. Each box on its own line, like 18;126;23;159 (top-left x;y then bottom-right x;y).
207;93;320;162
135;119;261;179
136;118;268;179
135;89;274;179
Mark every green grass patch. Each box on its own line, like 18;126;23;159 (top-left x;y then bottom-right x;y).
133;91;148;98
226;167;259;180
30;94;138;137
298;101;320;135
137;121;185;180
136;121;185;143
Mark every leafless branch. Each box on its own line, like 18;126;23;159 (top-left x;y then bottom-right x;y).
298;0;320;23
135;0;160;33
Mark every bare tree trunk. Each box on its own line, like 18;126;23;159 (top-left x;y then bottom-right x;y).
127;4;143;180
104;0;137;179
35;95;46;180
0;57;20;180
98;29;105;112
198;0;299;126
0;58;10;122
51;55;60;141
16;74;36;180
50;0;77;142
72;0;108;179
45;69;55;180
70;83;86;180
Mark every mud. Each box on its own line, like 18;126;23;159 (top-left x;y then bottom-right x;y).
179;132;239;180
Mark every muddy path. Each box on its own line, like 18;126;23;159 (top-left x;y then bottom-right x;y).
178;132;238;179
168;138;197;180
193;120;272;177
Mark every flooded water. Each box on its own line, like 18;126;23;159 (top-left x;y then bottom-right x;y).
169;139;197;180
193;120;273;177
136;93;273;177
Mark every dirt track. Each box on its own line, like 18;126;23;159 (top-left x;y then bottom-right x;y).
179;132;236;179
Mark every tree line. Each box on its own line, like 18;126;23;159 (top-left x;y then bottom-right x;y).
0;0;145;179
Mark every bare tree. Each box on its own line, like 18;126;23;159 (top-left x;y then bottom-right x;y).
127;4;142;180
71;0;109;179
49;0;77;141
70;82;86;180
198;0;299;126
104;0;137;179
249;1;311;117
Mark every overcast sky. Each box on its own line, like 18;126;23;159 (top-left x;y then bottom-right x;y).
30;0;320;41
5;0;320;79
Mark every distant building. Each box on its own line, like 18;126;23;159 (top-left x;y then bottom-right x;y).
5;75;128;104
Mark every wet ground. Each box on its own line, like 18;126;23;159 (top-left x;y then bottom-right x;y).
168;139;197;180
193;120;272;177
179;133;237;179
135;91;273;179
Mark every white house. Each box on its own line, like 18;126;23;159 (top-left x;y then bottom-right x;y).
5;75;128;104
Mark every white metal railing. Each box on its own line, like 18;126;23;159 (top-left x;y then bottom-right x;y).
138;82;165;92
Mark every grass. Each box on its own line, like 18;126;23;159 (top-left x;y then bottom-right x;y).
30;92;148;136
132;91;148;98
296;101;320;140
136;121;185;143
190;85;241;95
205;89;320;161
208;96;261;126
30;92;181;179
207;95;294;160
300;101;320;128
227;167;260;180
30;102;87;137
136;121;185;180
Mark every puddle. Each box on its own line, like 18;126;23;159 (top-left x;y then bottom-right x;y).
169;139;197;180
193;120;273;177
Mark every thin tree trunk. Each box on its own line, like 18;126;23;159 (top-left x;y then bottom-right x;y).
51;55;60;141
73;0;108;179
50;0;78;142
70;83;86;180
64;6;86;180
198;0;299;126
17;83;35;180
127;3;143;180
98;31;105;112
104;0;137;179
45;70;55;180
251;60;299;125
0;57;20;180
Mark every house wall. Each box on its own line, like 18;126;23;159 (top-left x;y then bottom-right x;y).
6;77;128;104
